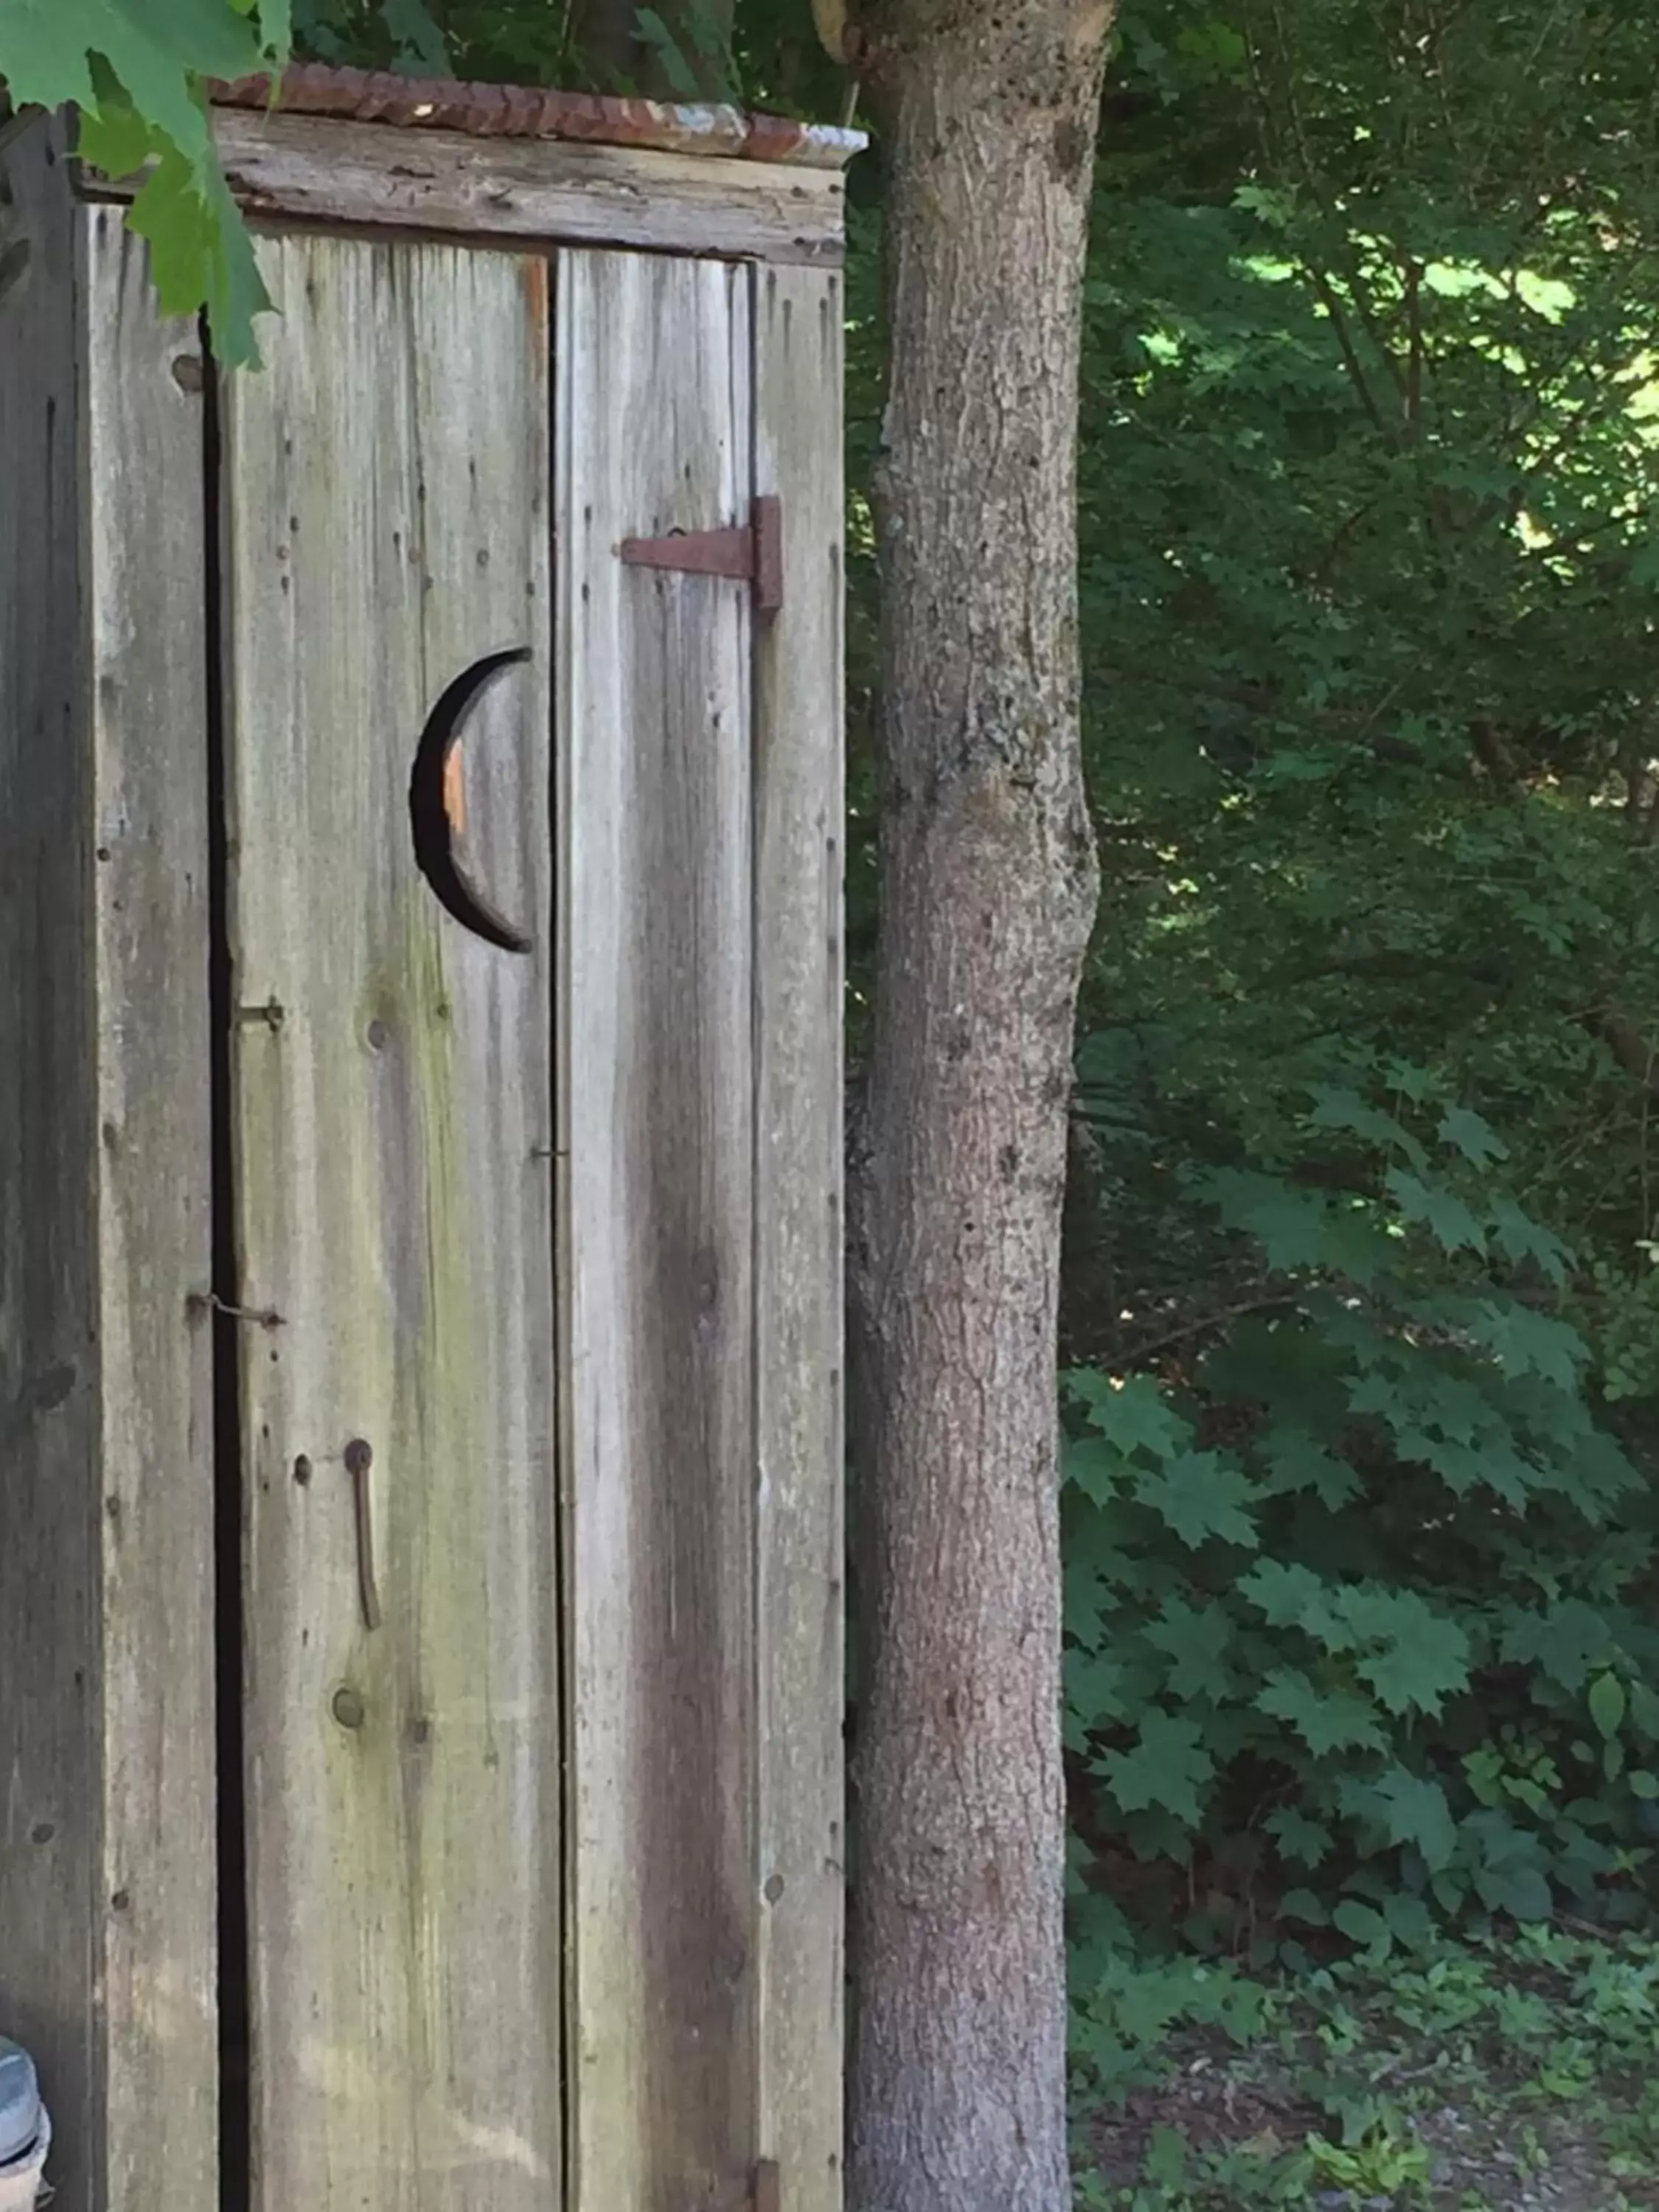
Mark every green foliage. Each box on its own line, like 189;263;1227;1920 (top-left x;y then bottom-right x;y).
1062;1058;1659;1941
0;0;832;361
0;0;288;359
1055;0;1659;1972
1073;1923;1659;2207
293;0;448;71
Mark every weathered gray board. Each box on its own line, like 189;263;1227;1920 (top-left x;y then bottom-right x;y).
556;245;761;2212
1;116;845;2212
0;119;219;2212
751;260;847;2212
221;234;560;2208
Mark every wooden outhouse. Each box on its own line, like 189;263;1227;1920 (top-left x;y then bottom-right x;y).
0;69;852;2212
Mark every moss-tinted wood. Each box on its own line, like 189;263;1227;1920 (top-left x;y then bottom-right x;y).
0;120;217;2212
555;246;758;2212
751;260;847;2212
223;234;559;2210
88;206;220;2212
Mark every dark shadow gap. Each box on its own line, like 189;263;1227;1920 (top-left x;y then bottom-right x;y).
202;313;251;2212
548;258;576;2212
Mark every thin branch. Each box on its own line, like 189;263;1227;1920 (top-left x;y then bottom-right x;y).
1117;1290;1304;1368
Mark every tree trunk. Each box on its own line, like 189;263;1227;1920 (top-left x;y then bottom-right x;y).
844;4;1113;2210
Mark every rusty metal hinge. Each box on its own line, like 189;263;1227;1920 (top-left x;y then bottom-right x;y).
751;2158;781;2212
620;495;783;613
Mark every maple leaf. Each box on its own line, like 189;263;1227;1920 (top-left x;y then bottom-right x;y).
1096;1712;1216;1825
1134;1452;1260;1549
1259;1669;1387;1755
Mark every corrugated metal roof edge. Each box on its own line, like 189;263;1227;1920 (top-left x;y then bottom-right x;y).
209;64;866;172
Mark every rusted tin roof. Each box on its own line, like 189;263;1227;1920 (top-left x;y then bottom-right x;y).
209;64;865;172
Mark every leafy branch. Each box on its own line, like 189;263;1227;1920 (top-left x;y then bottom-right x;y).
1;0;293;361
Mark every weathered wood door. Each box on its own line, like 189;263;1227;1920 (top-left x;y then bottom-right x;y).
224;236;561;2210
0;99;844;2212
221;234;843;2212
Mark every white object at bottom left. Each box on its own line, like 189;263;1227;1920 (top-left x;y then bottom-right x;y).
0;2040;49;2211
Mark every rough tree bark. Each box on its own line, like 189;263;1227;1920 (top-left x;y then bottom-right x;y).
839;1;1114;2208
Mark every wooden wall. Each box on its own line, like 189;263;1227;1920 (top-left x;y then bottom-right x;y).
0;115;218;2212
0;129;844;2212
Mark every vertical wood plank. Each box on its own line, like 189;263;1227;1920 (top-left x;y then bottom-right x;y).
223;234;560;2210
0;111;101;2212
556;247;758;2212
86;205;220;2212
751;262;847;2212
0;120;217;2212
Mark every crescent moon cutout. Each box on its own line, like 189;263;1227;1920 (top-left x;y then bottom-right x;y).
408;647;533;955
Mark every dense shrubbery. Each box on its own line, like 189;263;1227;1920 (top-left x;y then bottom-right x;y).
1054;0;1659;1986
1061;1075;1659;1950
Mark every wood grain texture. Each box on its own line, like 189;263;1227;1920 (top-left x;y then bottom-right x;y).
556;246;757;2212
86;204;220;2212
751;262;846;2212
115;108;845;265
223;234;560;2210
0;118;217;2212
0;109;102;2212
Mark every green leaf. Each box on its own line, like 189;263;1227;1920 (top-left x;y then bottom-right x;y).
1590;1672;1628;1742
255;0;291;55
1065;1650;1135;1731
1259;1424;1362;1507
1332;1899;1389;1947
383;0;448;69
73;95;161;178
2;1;282;363
1142;2125;1189;2189
1630;1681;1659;1740
1488;1199;1572;1286
1097;1711;1216;1826
6;1;266;153
1279;1887;1329;1926
1239;1557;1329;1630
1437;1103;1508;1167
633;5;705;97
1630;1770;1659;1801
1068;1371;1192;1461
1352;1607;1471;1718
1349;1768;1458;1869
1202;1169;1386;1279
1063;1435;1127;1509
1478;1863;1553;1922
1142;1596;1234;1701
1465;1301;1585;1391
1381;1889;1435;1945
127;139;272;365
1259;1669;1387;1754
1133;1451;1260;1549
1501;1602;1615;1694
1384;1167;1488;1256
1307;1085;1429;1171
1385;1062;1438;1105
1265;1805;1334;1866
